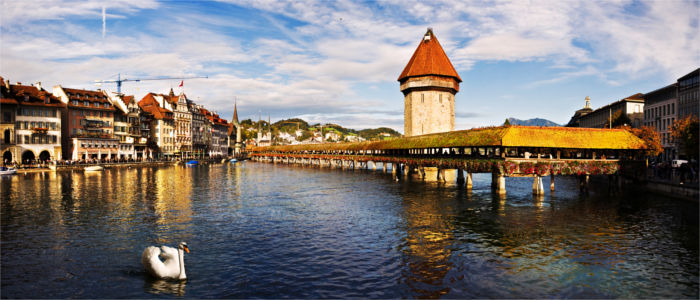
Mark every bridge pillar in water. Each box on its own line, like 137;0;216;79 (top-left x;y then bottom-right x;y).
491;172;506;195
533;175;544;195
418;167;426;180
456;168;465;185
404;164;410;176
579;175;590;194
391;163;396;175
550;174;555;191
466;172;473;189
436;168;447;182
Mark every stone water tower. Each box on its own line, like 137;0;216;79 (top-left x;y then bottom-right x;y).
398;28;462;137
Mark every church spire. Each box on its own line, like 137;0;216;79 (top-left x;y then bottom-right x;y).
232;99;239;125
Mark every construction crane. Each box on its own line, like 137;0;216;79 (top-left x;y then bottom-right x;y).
94;73;208;94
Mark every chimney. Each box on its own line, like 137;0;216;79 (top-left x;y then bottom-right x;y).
34;81;42;90
4;79;9;90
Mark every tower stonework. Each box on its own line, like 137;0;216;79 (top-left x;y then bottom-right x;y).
398;29;461;137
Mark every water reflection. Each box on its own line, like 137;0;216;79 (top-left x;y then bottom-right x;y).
1;164;697;298
145;278;187;297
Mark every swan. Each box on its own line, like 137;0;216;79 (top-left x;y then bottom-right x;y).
142;242;189;280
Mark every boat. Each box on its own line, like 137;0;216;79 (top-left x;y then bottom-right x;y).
0;167;17;175
185;160;198;166
230;158;238;163
85;165;104;171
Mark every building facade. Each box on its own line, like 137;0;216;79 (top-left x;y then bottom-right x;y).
398;28;462;137
53;86;119;160
577;94;645;129
643;84;677;161
138;93;175;158
1;79;65;164
677;68;698;119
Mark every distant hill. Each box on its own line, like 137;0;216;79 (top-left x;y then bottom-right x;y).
507;117;560;127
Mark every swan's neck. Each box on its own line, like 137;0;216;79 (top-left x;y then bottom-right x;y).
177;248;186;280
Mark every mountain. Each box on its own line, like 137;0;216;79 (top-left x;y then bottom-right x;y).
507;117;560;127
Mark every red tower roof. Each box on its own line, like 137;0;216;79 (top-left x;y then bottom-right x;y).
398;29;461;83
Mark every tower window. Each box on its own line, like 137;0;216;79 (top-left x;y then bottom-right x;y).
421;94;424;103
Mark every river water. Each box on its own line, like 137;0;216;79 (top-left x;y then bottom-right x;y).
1;162;697;298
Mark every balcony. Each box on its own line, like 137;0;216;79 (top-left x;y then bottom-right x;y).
31;127;49;134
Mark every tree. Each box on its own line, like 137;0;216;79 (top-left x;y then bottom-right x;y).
503;118;511;126
604;110;632;128
620;125;663;157
296;130;313;142
669;116;699;159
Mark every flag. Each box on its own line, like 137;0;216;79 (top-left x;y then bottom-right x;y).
178;80;183;87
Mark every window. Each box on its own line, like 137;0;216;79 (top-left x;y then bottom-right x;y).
24;136;29;144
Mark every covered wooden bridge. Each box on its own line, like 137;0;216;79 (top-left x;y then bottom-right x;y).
249;126;647;194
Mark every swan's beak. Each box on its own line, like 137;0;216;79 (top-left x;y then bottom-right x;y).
183;245;189;253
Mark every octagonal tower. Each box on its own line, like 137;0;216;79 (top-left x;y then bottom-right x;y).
398;28;462;137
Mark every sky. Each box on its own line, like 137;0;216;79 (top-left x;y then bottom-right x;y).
1;0;698;133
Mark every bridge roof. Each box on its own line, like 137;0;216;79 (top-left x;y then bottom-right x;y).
251;126;647;152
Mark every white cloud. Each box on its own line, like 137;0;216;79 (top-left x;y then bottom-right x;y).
1;0;698;131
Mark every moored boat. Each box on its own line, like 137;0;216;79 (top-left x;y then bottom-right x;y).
85;165;104;171
230;158;238;163
0;166;17;175
186;160;198;166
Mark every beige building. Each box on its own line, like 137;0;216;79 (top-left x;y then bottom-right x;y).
576;94;644;129
398;29;461;137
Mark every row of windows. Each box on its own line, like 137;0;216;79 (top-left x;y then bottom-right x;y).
73;109;113;118
17;108;58;117
15;121;59;130
17;134;58;144
679;76;698;88
645;117;675;132
645;103;674;120
70;100;111;108
71;128;111;136
678;91;698;105
79;141;118;149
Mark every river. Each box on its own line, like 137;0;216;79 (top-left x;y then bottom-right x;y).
1;162;698;298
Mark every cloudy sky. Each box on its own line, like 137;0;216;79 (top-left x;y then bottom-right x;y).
1;0;698;132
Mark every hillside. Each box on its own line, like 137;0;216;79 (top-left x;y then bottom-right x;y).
507;117;560;127
238;118;401;144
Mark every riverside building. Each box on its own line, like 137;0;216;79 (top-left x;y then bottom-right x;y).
643;84;677;161
52;86;118;161
1;78;65;164
138;93;175;158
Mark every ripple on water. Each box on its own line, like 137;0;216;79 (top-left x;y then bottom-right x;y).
1;164;698;298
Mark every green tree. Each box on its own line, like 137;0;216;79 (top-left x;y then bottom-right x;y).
504;118;511;126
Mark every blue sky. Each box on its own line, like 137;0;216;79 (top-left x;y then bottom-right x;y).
1;0;698;132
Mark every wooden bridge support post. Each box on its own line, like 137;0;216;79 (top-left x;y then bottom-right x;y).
533;175;544;195
383;162;387;173
492;172;506;195
456;168;465;186
404;164;410;177
438;168;447;182
418;167;426;180
579;175;590;194
466;172;473;189
391;163;396;175
550;174;555;191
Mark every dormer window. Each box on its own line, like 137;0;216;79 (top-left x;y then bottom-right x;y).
24;95;29;102
45;96;49;104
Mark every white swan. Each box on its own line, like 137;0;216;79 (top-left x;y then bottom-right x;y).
142;242;189;280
